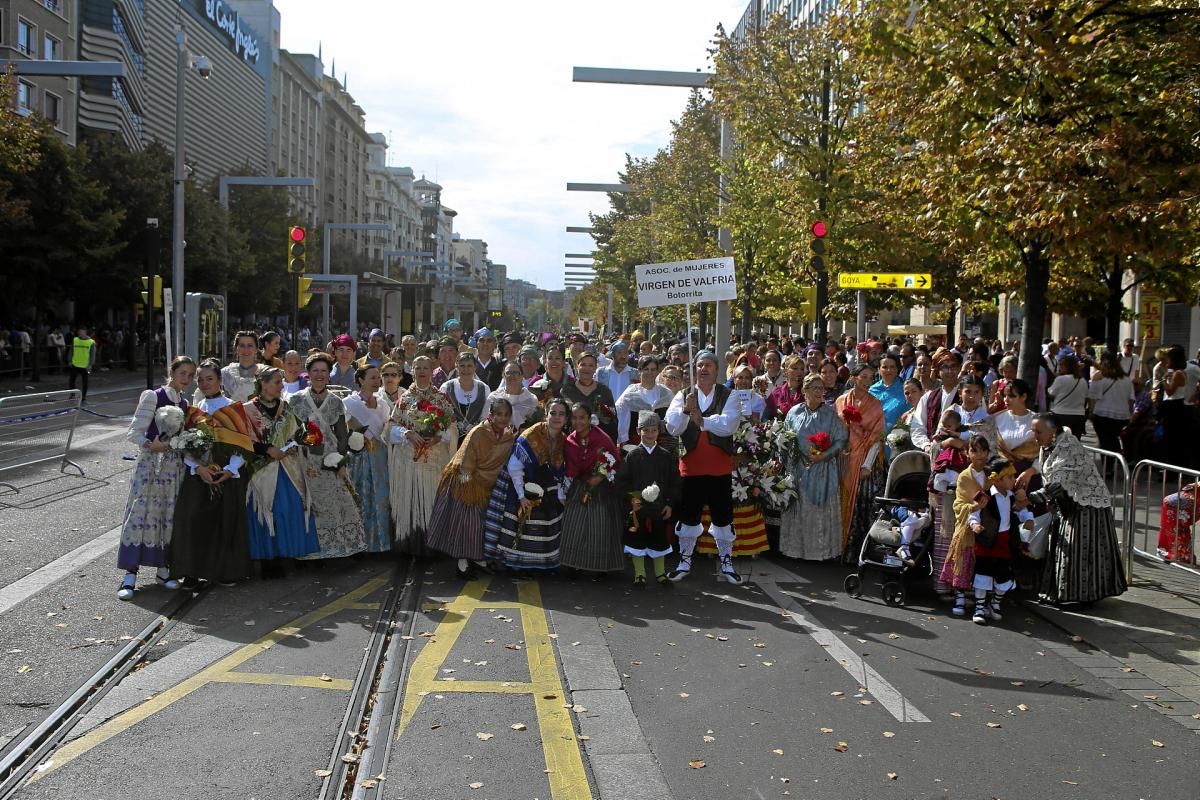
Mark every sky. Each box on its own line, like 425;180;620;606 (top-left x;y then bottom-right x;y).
272;0;751;291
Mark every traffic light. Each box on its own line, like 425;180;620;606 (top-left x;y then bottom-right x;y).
140;276;163;308
288;226;307;274
797;285;817;322
298;277;314;307
810;219;827;273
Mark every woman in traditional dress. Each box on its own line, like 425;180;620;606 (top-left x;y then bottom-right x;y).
281;349;309;400
541;344;572;397
343;364;392;553
377;360;411;416
488;361;539;431
483;397;570;571
765;354;805;421
1023;413;1127;605
117;355;196;600
288;352;368;560
388;355;458;554
257;331;283;368
170;359;255;586
427;398;516;578
869;354;908;435
561;351;617;441
614;355;673;445
221;330;263;403
560;402;625;575
779;374;848;560
244;366;319;576
836;363;886;561
442;350;488;439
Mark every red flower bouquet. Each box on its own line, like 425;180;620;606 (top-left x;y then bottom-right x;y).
806;431;832;461
299;419;324;447
411;397;450;461
841;404;863;425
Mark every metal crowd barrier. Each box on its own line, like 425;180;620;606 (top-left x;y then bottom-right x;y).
0;390;86;496
1127;459;1200;581
1083;445;1134;581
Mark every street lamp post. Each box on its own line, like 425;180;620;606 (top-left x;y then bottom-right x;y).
172;28;211;359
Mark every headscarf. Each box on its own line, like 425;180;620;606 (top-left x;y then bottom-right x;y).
332;334;356;351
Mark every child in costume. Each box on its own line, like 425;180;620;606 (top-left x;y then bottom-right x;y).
968;456;1033;625
930;408;969;493
943;435;993;617
614;411;681;587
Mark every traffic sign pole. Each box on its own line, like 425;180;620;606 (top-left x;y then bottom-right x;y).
856;290;866;342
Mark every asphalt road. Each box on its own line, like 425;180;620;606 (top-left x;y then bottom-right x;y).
1;396;1198;799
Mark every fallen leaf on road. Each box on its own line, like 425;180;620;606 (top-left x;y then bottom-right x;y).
547;633;558;639
1151;740;1164;748
762;662;774;666
476;733;493;740
717;636;729;641
511;723;527;731
571;704;588;713
882;731;895;738
820;727;834;734
703;735;715;742
973;668;991;676
314;769;333;777
483;638;494;644
705;634;716;639
16;665;31;674
578;735;590;741
359;779;377;789
830;691;844;697
679;693;690;698
986;723;1002;729
688;760;706;769
543;694;557;700
1120;667;1135;673
887;772;898;780
859;700;874;706
753;643;767;648
887;633;900;640
772;748;784;755
469;782;484;789
1062;780;1078;785
833;741;848;753
950;712;962;717
244;620;255;626
341;754;359;763
1017;704;1029;712
1070;635;1084;642
1010;681;1025;687
430;724;440;729
318;673;332;682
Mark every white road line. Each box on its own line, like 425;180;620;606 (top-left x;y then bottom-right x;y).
71;427;129;450
703;569;930;723
0;526;120;615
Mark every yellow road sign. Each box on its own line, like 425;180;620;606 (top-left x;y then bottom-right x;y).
838;273;932;290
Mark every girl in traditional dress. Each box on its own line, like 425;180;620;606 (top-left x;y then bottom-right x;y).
488;361;538;431
170;359;254;586
560;402;625;575
483;397;569;571
613;355;673;445
940;435;992;617
615;411;680;587
288;352;368;560
1024;414;1127;605
281;349;309;400
221;330;264;402
427;398;516;578
244;366;319;576
257;331;283;368
343;365;392;553
836;363;886;561
560;352;617;442
117;355;196;600
388;355;458;555
780;374;847;560
442;350;488;439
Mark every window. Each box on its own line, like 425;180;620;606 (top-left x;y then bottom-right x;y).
44;92;61;126
17;80;35;114
43;33;61;60
17;18;35;56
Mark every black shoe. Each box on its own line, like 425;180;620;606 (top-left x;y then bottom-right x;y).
456;566;477;580
632;575;647;589
656;574;673;589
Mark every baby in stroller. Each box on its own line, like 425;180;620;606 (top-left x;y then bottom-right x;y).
886;502;932;564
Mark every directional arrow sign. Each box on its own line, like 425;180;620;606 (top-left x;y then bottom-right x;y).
838;273;933;290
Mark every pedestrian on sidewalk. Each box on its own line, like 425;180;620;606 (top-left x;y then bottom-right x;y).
1022;414;1127;606
116;355;196;600
67;327;96;401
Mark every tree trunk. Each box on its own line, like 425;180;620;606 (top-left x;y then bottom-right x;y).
945;300;957;344
740;246;755;342
1103;254;1124;353
1018;243;1050;391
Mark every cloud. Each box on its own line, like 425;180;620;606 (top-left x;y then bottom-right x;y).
273;0;748;289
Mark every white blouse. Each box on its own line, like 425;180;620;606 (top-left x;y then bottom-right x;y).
614;383;674;443
343;394;390;440
995;410;1034;452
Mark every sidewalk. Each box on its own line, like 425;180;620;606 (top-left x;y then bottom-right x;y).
1025;557;1200;733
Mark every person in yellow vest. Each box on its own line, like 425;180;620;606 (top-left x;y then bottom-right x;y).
68;327;96;402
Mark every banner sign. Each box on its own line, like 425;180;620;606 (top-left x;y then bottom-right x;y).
635;257;737;308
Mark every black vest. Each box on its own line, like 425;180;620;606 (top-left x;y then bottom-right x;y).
680;383;736;456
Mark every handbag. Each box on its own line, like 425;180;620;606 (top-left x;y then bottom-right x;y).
1021;513;1052;560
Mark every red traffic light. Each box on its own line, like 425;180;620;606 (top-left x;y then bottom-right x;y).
811;220;827;238
290;226;307;243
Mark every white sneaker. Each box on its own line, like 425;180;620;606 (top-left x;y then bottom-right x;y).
972;605;989;625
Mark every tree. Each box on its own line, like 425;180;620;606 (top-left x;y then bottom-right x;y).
0;68;43;224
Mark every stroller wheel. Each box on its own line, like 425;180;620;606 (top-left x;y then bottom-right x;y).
882;581;906;607
844;574;863;598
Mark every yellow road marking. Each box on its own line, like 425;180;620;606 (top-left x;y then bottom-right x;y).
32;573;391;782
210;672;355;691
397;577;591;800
346;602;382;610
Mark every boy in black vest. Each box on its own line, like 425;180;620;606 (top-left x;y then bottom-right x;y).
615;411;681;587
968;457;1033;625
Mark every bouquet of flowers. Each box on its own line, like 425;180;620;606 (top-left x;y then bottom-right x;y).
581;451;617;504
885;419;914;453
298;419;324;448
347;431;366;453
841;403;863;425
758;467;797;509
169;421;215;463
411;397;450;462
807;431;833;461
628;482;661;531
513;481;545;548
322;451;346;471
154;405;185;440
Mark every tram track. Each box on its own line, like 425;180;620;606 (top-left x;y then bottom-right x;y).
318;558;420;800
0;585;209;799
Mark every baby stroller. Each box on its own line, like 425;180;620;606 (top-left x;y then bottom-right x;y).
844;450;934;607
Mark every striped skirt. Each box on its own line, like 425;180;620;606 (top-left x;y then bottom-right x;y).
426;475;488;560
930;491;954;597
483;472;564;570
1041;504;1127;604
560;480;625;572
695;504;769;557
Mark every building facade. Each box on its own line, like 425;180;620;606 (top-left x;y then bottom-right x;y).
2;0;78;144
272;48;322;223
320;72;370;254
